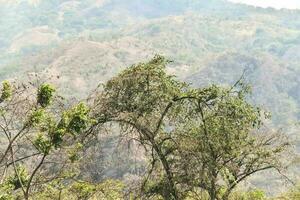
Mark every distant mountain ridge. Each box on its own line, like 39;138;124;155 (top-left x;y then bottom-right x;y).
0;0;299;131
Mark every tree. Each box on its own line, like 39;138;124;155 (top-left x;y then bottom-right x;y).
91;55;188;199
91;55;289;200
0;81;91;199
172;83;289;200
0;56;291;199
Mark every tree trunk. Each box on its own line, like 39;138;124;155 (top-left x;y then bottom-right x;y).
209;187;217;200
209;172;217;200
153;143;178;200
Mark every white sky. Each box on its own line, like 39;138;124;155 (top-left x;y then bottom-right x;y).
228;0;300;9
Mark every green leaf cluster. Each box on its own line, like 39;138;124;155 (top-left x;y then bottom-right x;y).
0;81;12;103
60;102;91;136
6;165;29;190
37;84;55;108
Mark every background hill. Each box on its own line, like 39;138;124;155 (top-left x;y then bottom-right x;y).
0;0;299;195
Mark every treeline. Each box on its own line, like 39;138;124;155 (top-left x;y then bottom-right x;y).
0;56;297;200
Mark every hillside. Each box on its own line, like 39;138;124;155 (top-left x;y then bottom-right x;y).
0;0;300;196
1;1;300;126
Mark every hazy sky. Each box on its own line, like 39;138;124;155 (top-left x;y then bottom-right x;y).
228;0;300;9
1;0;300;9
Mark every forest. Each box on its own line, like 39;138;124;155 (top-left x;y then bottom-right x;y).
0;56;298;200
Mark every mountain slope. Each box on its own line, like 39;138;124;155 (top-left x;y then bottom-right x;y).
0;0;299;193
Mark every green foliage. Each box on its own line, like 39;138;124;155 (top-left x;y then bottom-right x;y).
247;190;267;200
34;133;52;155
69;181;96;200
30;180;64;200
0;81;12;103
185;189;268;200
29;102;91;155
96;179;125;200
6;165;29;190
230;189;267;200
103;55;186;116
0;57;293;199
67;142;83;163
28;109;47;126
61;102;90;135
144;178;174;200
172;83;287;199
37;84;55;108
95;55;192;199
94;56;289;200
0;80;95;200
49;128;65;148
31;179;125;200
0;183;14;200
